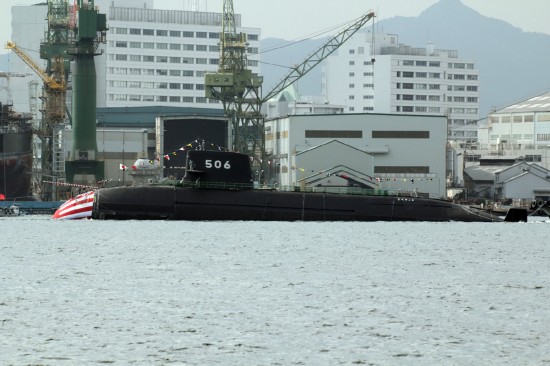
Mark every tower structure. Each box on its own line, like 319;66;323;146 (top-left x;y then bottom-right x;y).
65;0;107;183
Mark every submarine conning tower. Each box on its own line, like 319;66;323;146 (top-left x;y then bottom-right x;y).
183;150;254;189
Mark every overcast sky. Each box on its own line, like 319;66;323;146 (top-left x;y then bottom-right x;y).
1;0;549;52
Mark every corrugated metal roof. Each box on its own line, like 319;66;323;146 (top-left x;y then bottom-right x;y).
496;91;550;113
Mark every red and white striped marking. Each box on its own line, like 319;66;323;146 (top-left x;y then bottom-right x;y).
53;190;95;220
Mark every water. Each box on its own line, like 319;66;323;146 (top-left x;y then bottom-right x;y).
1;216;549;365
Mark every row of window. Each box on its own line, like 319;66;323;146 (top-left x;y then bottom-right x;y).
396;106;478;114
348;83;374;88
396;71;478;81
490;134;538;141
111;41;259;54
449;119;479;126
396;83;478;92
348;107;374;112
108;94;219;104
112;27;259;41
109;56;259;67
348;61;374;66
348;95;374;100
303;130;430;139
108;81;205;90
491;114;550;123
399;95;478;103
400;60;475;69
349;72;374;77
109;68;204;77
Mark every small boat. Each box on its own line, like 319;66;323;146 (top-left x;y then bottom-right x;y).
52;149;548;222
1;203;21;217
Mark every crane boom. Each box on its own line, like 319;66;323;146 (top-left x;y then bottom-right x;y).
5;41;65;91
263;11;375;103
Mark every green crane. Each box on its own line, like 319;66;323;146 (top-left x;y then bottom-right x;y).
205;0;375;171
65;0;107;184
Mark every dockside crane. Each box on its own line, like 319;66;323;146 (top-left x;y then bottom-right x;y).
205;0;375;170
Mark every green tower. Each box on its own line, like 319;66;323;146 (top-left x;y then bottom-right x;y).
65;0;107;184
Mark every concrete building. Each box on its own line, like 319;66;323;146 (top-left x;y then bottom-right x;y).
322;33;480;143
7;0;261;113
265;113;447;198
478;91;550;169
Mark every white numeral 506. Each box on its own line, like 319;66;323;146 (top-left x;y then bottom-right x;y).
205;160;231;169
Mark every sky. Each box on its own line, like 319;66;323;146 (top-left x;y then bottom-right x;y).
1;0;550;51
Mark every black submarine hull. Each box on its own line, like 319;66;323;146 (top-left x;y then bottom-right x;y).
91;185;510;222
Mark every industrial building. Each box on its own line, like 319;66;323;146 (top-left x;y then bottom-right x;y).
7;0;260;114
265;113;447;198
323;33;480;143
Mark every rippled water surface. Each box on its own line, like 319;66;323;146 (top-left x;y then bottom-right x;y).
1;216;549;365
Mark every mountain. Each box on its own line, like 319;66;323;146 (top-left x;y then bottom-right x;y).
260;0;550;116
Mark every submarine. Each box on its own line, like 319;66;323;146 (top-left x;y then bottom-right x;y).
88;149;535;222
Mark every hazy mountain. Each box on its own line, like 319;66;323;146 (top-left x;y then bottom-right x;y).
260;0;550;116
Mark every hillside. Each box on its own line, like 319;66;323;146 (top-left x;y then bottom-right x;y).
260;0;550;116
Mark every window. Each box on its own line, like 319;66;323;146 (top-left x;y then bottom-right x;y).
416;72;427;78
513;116;523;123
403;60;414;66
415;84;427;90
183;44;194;51
374;166;430;174
129;55;141;62
128;81;141;88
157;96;168;102
454;74;465;80
467;85;478;92
196;58;207;65
524;115;534;122
196;84;205;90
349;84;355;88
403;71;414;78
169;83;180;89
115;54;127;61
170;70;181;76
182;57;194;64
196;97;207;103
196;32;207;38
170;43;181;50
454;96;465;102
115;41;127;48
209;45;219;52
349;49;355;54
363;83;373;88
143;55;154;62
143;95;154;102
415;106;427;112
156;69;168;76
170;57;181;63
467;97;478;103
196;45;207;51
429;95;440;101
143;42;154;49
156;82;168;89
182;31;194;37
156;56;168;63
130;28;141;35
209;32;219;39
129;68;141;75
403;95;414;101
157;43;168;50
156;30;168;37
129;95;140;101
349;61;355;66
402;106;413;112
130;42;141;48
429;84;440;90
143;82;154;88
429;73;440;79
349;72;355;77
182;70;194;76
416;60;427;66
248;34;259;41
428;107;440;113
415;95;427;101
182;96;194;103
143;29;154;36
402;83;413;89
115;28;127;35
429;61;440;67
372;131;429;139
170;96;181;102
305;130;363;138
182;83;194;90
363;95;373;99
467;74;478;80
349;95;355;100
170;30;181;37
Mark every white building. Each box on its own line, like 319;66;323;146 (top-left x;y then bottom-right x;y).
478;91;550;169
7;0;261;113
322;33;480;143
265;113;447;198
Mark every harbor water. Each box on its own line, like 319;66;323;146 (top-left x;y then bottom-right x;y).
1;216;549;365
